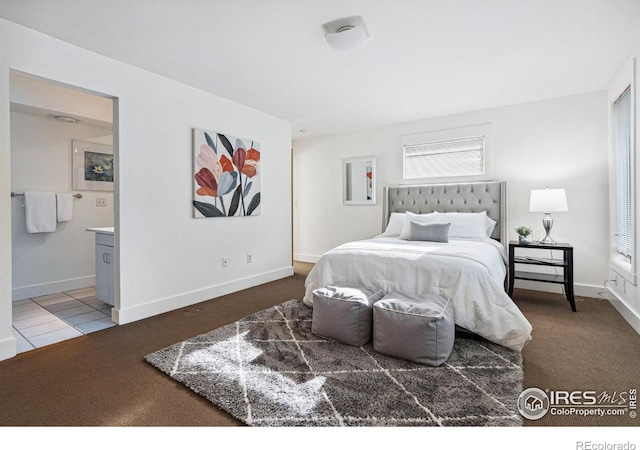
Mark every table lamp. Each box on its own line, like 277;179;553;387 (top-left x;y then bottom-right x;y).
529;187;568;245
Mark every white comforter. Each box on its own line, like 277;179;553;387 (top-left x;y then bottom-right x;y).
303;237;532;351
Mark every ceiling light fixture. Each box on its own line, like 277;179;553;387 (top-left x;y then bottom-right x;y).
48;114;79;123
323;16;372;52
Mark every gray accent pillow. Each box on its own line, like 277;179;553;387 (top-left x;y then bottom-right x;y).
373;291;455;366
408;221;450;243
312;282;385;346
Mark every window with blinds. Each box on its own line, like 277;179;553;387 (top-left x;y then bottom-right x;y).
612;86;633;264
403;136;486;179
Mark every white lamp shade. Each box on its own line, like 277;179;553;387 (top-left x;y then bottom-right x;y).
529;188;568;212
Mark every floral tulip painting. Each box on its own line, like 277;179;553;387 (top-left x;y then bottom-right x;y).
193;128;261;218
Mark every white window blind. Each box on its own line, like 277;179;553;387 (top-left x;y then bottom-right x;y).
403;136;485;179
612;86;633;262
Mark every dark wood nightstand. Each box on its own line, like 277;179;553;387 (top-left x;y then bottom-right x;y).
508;240;576;312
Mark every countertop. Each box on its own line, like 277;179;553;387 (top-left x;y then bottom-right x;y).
86;227;114;235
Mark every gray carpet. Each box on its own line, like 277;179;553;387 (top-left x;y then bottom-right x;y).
145;299;524;426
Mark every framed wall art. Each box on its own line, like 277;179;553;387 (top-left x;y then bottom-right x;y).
72;140;114;191
192;128;261;218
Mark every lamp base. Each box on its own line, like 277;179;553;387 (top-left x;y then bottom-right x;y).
539;235;557;245
540;213;557;245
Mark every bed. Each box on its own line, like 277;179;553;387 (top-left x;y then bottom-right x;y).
303;181;533;351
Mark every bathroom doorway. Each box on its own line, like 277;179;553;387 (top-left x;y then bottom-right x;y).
9;71;118;353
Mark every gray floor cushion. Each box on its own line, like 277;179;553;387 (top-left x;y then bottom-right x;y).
312;282;385;346
373;291;455;366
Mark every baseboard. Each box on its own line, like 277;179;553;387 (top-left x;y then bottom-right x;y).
0;334;17;362
12;275;96;301
293;253;320;264
113;266;295;325
606;287;640;335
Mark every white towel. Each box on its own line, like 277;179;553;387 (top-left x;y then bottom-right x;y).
24;191;57;233
56;193;74;222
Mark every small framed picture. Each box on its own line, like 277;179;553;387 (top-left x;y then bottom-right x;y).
72;140;114;191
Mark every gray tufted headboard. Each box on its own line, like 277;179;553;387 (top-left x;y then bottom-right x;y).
382;181;507;247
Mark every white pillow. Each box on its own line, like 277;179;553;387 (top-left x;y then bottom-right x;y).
435;212;487;239
380;212;406;237
399;212;439;240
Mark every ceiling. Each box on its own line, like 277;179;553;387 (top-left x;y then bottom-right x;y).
10;103;113;131
1;0;640;140
10;73;114;130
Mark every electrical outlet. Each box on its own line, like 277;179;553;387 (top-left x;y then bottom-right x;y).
247;253;252;263
96;198;107;207
222;257;228;268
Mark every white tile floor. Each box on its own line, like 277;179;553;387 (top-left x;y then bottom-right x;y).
12;287;116;354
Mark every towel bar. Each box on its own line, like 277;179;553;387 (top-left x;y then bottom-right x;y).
11;192;83;199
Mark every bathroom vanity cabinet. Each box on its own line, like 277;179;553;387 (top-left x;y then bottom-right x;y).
87;228;115;306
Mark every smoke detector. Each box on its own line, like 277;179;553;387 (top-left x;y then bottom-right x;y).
323;16;372;52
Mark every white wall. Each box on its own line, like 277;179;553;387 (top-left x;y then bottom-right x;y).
0;18;293;361
293;91;609;297
10;112;114;299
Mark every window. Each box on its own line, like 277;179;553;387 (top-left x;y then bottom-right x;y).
400;125;491;180
609;58;636;283
612;86;633;263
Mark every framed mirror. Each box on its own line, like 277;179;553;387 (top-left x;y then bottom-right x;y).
343;156;377;205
